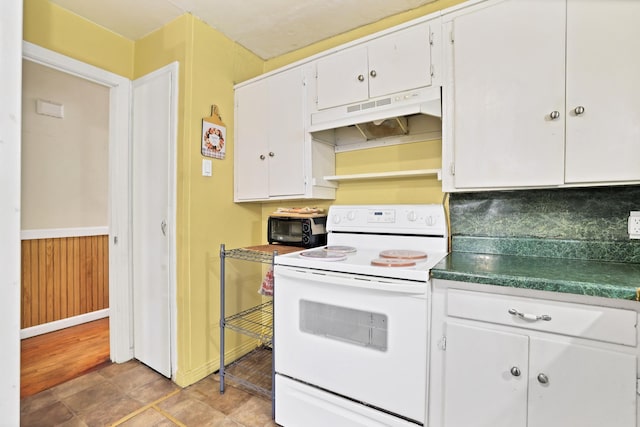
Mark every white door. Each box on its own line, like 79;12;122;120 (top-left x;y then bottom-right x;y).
528;337;636;427
564;0;640;183
442;322;528;427
274;265;429;423
267;67;306;197
132;63;178;377
450;0;565;189
316;46;369;110
368;22;432;99
234;79;269;200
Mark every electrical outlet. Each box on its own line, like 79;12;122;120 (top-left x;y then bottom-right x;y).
629;211;640;239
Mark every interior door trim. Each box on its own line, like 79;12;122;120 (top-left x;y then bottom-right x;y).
22;41;133;363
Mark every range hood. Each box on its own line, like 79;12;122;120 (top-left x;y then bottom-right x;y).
308;85;442;142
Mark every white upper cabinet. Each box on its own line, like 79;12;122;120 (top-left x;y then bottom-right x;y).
234;65;336;202
315;21;435;111
235;78;270;201
442;0;640;191
564;0;640;184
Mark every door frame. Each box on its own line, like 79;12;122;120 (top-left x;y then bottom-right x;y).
22;41;134;363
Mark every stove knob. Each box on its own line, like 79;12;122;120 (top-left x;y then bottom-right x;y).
347;211;356;221
425;215;436;226
407;210;418;221
332;214;341;224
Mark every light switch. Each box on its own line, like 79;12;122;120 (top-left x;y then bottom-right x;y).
202;159;212;177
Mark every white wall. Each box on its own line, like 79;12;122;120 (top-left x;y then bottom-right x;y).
21;59;109;230
0;1;23;424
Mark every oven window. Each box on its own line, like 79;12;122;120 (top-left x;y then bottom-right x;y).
299;300;387;351
273;220;302;238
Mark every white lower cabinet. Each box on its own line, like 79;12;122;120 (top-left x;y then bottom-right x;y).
429;281;638;427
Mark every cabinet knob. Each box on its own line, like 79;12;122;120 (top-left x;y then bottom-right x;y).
370;70;377;78
574;106;585;115
357;74;365;82
510;366;521;377
537;373;549;384
269;152;275;157
259;154;266;160
549;111;560;120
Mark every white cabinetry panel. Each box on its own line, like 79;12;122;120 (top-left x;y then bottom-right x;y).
266;68;305;197
316;47;369;110
447;0;565;189
429;280;638;427
442;323;528;427
528;337;636;427
234;65;335;202
564;0;640;183
443;0;640;191
315;21;434;111
235;79;269;200
367;22;432;100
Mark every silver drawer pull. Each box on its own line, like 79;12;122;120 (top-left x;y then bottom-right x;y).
508;308;552;322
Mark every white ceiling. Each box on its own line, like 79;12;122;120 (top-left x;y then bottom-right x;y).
49;0;436;60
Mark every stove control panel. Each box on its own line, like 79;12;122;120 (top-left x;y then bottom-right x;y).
368;209;396;223
327;204;447;236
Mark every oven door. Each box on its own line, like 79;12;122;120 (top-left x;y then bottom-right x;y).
274;265;428;424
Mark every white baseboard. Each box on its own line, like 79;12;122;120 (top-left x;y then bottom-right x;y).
20;308;110;339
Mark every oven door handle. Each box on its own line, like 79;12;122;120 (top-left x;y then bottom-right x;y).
275;266;427;295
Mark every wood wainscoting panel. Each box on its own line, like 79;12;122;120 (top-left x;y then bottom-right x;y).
21;235;109;328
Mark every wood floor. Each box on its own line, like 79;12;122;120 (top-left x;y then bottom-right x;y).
20;317;110;398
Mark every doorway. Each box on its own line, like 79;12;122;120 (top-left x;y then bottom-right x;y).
21;42;177;375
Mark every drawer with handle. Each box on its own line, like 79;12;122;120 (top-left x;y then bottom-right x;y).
446;289;637;346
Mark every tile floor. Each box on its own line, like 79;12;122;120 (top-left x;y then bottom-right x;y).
20;359;277;427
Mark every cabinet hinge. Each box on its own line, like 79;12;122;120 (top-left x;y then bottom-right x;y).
430;64;435;78
637;379;640;395
429;31;434;46
450;162;455;176
450;29;455;44
113;236;118;245
439;336;447;351
302;77;307;87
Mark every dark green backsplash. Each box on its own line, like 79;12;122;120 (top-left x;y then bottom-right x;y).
449;186;640;263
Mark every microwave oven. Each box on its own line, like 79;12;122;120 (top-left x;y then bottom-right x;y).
268;215;327;248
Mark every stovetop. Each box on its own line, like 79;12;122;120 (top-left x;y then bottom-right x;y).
274;204;449;282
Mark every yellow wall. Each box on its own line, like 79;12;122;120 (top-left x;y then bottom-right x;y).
23;0;134;78
134;15;267;386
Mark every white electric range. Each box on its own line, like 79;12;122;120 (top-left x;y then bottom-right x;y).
274;204;449;427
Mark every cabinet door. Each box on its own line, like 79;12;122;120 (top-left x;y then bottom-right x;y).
450;0;565;189
267;67;306;197
528;337;636;427
235;80;269;200
564;0;640;183
316;46;369;110
368;22;432;99
442;323;528;427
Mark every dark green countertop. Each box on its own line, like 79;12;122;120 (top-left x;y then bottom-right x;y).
431;252;640;301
